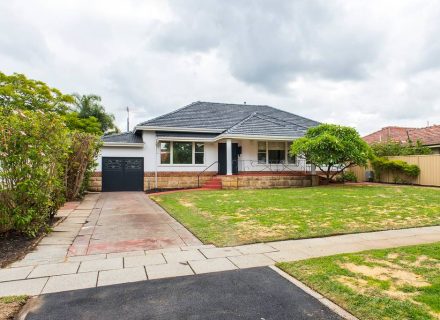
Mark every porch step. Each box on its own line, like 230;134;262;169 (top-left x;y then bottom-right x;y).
202;177;222;189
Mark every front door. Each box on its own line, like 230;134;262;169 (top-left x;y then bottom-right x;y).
218;143;239;175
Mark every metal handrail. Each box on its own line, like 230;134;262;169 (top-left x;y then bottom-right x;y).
237;159;309;173
197;161;218;187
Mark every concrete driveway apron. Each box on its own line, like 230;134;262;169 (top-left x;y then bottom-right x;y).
68;192;201;256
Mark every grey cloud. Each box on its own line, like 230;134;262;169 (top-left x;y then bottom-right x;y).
151;0;381;91
0;3;50;64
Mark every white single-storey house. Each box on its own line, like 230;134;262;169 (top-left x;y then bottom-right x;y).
91;101;320;192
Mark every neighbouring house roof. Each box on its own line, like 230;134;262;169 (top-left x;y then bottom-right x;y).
102;132;143;144
363;125;440;147
136;101;319;138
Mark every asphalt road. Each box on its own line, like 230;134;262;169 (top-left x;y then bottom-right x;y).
23;267;342;320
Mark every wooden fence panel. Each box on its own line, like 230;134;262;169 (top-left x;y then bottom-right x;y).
349;155;440;187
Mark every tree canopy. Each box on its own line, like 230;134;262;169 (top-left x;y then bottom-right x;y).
73;94;118;133
0;72;73;114
370;140;431;157
290;124;372;181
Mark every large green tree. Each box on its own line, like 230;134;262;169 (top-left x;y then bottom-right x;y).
291;124;372;182
73;94;118;133
0;72;73;113
0;71;102;236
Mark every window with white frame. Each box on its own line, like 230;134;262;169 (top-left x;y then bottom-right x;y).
268;141;285;164
160;142;171;164
160;141;205;165
287;142;297;164
195;143;204;164
257;141;296;164
257;141;267;164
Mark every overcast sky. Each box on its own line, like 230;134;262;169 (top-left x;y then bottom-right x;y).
2;0;440;135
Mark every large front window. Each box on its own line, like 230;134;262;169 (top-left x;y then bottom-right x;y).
257;141;296;164
173;142;192;164
268;141;285;164
160;141;205;165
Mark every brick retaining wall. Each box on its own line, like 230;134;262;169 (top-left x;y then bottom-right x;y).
89;172;319;191
220;175;319;189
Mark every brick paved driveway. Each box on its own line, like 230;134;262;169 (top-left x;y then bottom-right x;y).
68;192;202;255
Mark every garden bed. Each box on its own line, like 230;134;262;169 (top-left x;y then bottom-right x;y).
0;217;61;268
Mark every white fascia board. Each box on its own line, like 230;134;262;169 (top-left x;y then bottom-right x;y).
135;126;222;133
155;137;216;142
214;134;299;141
102;142;144;147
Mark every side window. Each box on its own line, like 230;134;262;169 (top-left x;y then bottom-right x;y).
257;141;266;164
160;142;170;164
195;143;204;164
287;142;296;164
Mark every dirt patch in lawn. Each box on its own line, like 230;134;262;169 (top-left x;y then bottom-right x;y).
0;296;29;320
341;262;430;287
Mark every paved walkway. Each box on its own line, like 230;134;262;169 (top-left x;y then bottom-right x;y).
0;192;439;297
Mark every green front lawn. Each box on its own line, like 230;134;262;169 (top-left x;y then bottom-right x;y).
151;185;440;246
278;242;440;320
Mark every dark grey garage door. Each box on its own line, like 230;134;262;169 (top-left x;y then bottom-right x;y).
102;157;144;192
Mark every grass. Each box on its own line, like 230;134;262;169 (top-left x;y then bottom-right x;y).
151;185;440;246
0;295;28;320
277;242;440;320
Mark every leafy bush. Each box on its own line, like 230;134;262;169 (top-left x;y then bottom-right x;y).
0;72;103;237
65;132;101;200
370;157;420;184
336;171;358;183
0;110;69;236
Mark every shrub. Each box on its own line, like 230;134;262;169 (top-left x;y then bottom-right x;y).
370;157;420;184
336;171;358;183
65;132;101;200
0;110;69;236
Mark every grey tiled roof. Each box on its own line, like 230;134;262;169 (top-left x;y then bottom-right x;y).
102;132;143;144
225;113;307;137
137;101;319;136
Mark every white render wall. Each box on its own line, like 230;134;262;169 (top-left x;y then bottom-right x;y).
97;131;304;173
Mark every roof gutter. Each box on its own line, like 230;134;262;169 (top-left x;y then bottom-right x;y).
102;142;144;147
213;134;300;141
135;126;222;133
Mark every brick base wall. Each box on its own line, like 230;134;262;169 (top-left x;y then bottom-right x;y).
89;172;102;192
89;172;319;191
89;172;216;192
144;172;216;191
220;175;319;189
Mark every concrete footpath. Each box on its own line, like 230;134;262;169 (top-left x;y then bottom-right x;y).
1;192;440;297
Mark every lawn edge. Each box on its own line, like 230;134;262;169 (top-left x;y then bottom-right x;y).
269;266;359;320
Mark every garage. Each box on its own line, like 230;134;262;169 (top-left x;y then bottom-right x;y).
102;157;144;192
